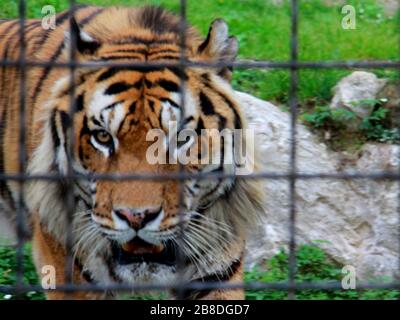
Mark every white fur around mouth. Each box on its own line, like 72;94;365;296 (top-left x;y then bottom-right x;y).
114;262;177;285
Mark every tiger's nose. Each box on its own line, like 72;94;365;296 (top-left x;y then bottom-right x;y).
114;207;162;230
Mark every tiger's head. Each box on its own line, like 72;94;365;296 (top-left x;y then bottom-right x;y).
28;7;264;284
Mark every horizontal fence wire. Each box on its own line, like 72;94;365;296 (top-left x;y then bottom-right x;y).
0;59;399;69
0;172;399;181
2;281;400;295
0;0;399;299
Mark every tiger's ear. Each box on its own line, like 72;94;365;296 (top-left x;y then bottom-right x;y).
198;19;238;81
64;17;101;57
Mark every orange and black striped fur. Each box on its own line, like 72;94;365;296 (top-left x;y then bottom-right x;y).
0;6;264;299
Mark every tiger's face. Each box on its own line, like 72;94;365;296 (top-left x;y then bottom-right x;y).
77;66;185;248
30;10;255;283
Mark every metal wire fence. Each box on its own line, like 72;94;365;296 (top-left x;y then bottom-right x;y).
0;0;399;299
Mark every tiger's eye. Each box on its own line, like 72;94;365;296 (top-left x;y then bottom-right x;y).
95;130;112;144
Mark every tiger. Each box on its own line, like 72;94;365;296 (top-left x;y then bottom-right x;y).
0;5;265;300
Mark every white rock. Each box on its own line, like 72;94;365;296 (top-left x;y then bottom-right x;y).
238;91;399;280
330;71;387;119
378;0;399;17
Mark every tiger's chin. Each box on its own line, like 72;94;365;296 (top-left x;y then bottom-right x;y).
109;238;179;285
113;263;177;286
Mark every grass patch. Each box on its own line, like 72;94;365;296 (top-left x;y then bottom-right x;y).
245;243;399;300
301;98;400;151
0;244;44;300
0;0;397;103
1;243;398;300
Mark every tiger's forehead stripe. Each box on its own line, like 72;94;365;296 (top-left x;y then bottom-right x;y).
98;46;181;61
48;67;242;150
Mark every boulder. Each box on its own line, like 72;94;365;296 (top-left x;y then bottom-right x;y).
330;71;387;120
378;0;399;17
239;91;399;280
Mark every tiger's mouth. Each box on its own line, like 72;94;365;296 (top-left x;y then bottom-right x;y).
111;238;177;266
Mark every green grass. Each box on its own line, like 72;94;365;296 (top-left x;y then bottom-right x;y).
1;243;398;300
0;0;398;103
0;244;45;300
300;98;400;151
245;243;399;300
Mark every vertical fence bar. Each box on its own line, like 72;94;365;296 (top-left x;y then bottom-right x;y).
64;0;78;298
176;0;188;300
15;0;27;297
288;0;299;300
397;5;400;298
